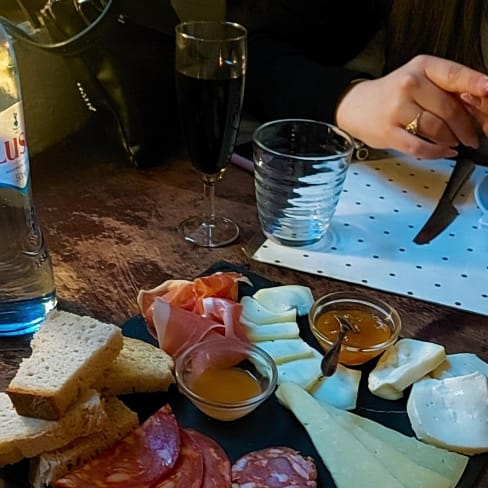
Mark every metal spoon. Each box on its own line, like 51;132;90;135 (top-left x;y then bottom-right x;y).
320;315;359;377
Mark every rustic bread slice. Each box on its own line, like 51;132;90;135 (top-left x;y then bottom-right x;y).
6;311;123;420
0;389;106;467
96;337;175;395
30;396;138;488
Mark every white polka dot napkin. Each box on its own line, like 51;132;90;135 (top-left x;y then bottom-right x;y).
252;154;488;315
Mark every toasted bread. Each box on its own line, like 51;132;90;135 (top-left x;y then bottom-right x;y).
96;337;175;395
6;311;123;420
0;390;105;468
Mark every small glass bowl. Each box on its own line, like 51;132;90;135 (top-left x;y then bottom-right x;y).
308;291;401;366
175;337;277;421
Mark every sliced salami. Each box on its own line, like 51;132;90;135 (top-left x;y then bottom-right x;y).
52;404;180;488
231;447;317;488
185;428;232;487
154;429;204;487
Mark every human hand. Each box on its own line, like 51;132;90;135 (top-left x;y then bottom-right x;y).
335;54;488;159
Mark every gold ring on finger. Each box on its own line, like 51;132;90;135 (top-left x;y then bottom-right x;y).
405;111;423;136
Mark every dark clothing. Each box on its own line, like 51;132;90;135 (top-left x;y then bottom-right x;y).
244;0;391;123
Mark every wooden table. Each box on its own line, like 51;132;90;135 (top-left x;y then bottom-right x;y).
1;123;487;486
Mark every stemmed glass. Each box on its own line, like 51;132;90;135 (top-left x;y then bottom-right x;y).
175;21;247;247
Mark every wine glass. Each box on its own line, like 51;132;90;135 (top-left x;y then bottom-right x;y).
175;20;247;247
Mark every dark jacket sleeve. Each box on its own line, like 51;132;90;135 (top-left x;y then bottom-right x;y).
244;0;390;123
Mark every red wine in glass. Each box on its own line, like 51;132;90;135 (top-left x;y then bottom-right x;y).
175;21;247;247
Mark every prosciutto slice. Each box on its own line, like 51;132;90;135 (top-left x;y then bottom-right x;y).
141;272;251;358
151;298;225;357
137;272;250;327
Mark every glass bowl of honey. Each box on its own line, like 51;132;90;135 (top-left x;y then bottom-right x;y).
175;336;278;421
308;292;401;366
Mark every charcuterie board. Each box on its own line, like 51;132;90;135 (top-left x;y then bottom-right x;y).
1;261;486;487
124;261;488;487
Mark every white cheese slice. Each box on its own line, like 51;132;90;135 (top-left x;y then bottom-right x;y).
275;382;404;488
430;352;488;379
407;372;488;455
368;338;446;400
320;400;468;486
275;350;322;390
254;338;315;364
253;285;314;315
240;296;297;324
242;321;300;341
310;364;361;410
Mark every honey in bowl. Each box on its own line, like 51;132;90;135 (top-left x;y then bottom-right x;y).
175;337;278;421
309;292;401;366
189;366;262;404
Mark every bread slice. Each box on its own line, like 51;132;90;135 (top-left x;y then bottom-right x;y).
96;337;175;395
6;310;123;420
0;389;106;467
29;396;138;488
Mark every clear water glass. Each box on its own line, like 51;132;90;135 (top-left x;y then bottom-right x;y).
253;119;354;246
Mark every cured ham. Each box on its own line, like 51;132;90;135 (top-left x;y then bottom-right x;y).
151;298;225;357
138;272;251;358
137;272;249;327
52;404;180;488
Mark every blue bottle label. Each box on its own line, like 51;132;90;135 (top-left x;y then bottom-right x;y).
0;102;29;190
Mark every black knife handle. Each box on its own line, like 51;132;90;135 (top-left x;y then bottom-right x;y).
443;159;475;201
456;136;488;167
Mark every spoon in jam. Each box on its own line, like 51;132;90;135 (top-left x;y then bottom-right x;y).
320;315;360;377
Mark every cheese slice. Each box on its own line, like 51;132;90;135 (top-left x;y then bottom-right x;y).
253;285;314;316
254;338;315;364
368;338;446;400
276;382;404;488
275;351;322;390
407;372;488;455
310;364;361;410
430;352;488;379
315;400;452;488
242;321;300;341
319;400;468;487
240;296;297;324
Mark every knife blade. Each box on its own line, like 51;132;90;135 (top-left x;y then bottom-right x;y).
413;158;475;244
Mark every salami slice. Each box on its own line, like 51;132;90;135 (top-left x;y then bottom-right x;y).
154;429;204;487
185;428;232;487
52;404;180;488
231;447;317;488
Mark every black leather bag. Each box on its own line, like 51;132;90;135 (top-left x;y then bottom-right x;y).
2;0;182;168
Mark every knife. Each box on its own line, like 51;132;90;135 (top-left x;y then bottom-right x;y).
413;158;475;244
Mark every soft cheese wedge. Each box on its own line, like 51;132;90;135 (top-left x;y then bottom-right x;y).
254;338;315;364
309;364;361;410
253;285;314;315
407;372;488;455
368;338;446;400
430;352;488;379
240;296;297;324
